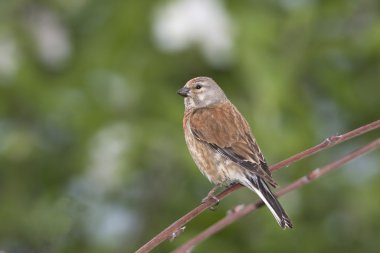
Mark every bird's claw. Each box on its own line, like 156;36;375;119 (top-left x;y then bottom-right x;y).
202;194;220;210
208;196;220;211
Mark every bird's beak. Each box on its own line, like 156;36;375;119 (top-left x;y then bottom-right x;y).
177;86;190;97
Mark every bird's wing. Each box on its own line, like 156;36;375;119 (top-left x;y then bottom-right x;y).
189;102;277;187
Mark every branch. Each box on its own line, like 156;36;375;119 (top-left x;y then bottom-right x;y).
270;119;380;172
173;138;380;253
134;120;380;253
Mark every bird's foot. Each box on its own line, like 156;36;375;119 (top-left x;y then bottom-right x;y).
202;185;220;210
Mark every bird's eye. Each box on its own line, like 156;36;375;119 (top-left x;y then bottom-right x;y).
195;84;202;89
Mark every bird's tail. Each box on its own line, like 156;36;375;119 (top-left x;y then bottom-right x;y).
244;175;293;229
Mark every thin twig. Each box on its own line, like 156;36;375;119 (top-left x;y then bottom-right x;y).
173;138;380;253
135;120;380;253
270;119;380;171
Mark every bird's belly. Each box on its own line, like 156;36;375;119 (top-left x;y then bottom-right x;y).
185;134;242;185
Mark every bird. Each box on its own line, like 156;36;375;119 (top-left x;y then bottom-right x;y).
177;76;292;229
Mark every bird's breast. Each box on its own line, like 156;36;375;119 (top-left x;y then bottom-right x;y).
183;117;243;185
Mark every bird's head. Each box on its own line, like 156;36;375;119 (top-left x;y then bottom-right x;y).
177;77;227;110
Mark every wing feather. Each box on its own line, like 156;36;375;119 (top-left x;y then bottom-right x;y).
190;102;277;187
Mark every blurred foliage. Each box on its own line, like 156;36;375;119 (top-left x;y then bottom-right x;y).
0;0;379;252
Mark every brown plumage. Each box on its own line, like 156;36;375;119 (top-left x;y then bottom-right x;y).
178;76;292;229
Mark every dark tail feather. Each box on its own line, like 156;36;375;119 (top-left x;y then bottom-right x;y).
245;175;293;229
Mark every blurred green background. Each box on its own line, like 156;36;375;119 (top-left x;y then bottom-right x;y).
0;0;379;252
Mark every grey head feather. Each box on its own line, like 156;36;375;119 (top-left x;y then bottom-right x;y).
182;77;228;110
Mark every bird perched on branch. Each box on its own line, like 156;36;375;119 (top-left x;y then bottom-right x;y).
177;77;292;229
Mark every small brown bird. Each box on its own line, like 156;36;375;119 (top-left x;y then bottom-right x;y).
178;77;292;229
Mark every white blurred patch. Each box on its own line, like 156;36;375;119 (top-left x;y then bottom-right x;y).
23;6;71;69
83;203;138;248
153;0;233;66
85;122;131;195
0;36;18;80
68;123;131;200
67;123;139;247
